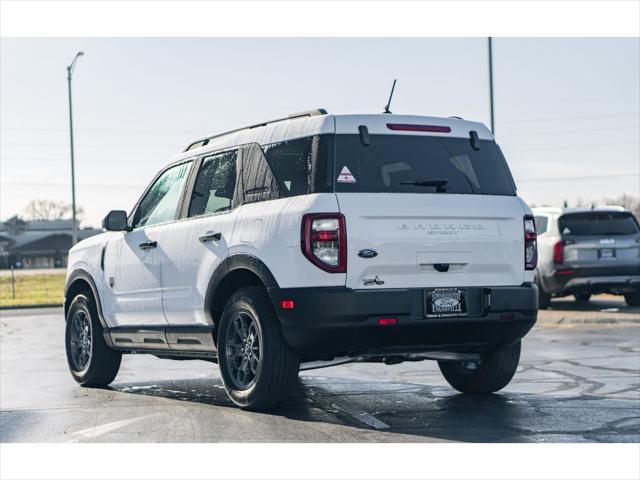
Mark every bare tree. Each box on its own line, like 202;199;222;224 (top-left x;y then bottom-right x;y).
23;200;84;221
602;194;640;219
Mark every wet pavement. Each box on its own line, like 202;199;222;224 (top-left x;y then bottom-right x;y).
1;298;639;443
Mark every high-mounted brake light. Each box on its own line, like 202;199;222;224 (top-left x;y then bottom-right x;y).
386;123;451;133
553;240;565;265
524;216;537;270
301;213;346;273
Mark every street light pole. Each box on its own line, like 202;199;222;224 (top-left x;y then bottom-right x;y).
488;37;495;135
66;51;83;246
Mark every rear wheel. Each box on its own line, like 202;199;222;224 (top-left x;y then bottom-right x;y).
624;291;640;307
218;286;299;410
65;293;121;387
438;341;521;394
574;292;591;303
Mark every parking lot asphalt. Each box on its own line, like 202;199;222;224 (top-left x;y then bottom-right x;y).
1;296;639;443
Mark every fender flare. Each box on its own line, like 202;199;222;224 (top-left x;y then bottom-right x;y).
64;269;110;331
203;254;280;324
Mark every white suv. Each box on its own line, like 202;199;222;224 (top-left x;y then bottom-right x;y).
64;110;538;410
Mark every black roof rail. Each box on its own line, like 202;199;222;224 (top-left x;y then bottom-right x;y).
184;108;328;152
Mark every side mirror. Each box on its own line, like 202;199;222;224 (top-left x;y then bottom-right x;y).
102;210;129;231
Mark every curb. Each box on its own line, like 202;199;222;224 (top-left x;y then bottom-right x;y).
0;303;63;311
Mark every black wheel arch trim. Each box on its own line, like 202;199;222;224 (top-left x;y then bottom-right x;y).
64;268;115;348
204;254;280;325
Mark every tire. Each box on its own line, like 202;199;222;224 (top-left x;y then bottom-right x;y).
217;286;300;410
438;341;521;394
537;280;551;309
65;293;121;387
574;292;591;303
624;291;640;307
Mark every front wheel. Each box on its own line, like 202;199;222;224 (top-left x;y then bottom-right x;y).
624;291;640;307
217;286;300;410
65;293;121;387
438;341;521;394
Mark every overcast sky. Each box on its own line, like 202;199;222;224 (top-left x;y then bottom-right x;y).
1;37;638;227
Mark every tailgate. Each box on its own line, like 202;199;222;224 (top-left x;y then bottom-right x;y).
337;193;527;289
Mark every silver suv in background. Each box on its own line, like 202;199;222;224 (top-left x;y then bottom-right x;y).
533;206;640;308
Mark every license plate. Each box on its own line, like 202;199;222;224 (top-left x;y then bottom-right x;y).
598;248;616;260
425;288;467;318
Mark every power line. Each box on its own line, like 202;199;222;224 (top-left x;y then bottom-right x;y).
507;140;639;153
518;172;639;183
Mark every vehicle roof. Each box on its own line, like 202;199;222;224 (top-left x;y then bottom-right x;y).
533;206;630;216
171;111;494;164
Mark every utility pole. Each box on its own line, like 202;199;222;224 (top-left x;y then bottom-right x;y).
66;51;84;246
488;37;495;135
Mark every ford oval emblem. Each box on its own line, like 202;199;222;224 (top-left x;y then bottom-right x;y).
358;249;378;259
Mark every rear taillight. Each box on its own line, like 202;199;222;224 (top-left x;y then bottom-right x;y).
553;240;565;265
524;216;537;270
301;213;346;273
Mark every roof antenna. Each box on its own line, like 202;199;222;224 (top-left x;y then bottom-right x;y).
383;79;397;114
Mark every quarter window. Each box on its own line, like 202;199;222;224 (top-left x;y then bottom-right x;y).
263;135;332;197
133;161;191;228
188;150;238;217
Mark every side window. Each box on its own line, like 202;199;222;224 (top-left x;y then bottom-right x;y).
262;135;333;197
263;137;313;196
133;161;191;229
534;215;549;235
240;143;282;204
188;150;238;217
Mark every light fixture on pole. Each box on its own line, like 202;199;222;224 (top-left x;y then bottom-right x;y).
66;51;84;246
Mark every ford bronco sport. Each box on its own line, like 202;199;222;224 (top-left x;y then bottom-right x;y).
64;110;538;410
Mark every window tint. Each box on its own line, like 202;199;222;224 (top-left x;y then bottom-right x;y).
333;135;516;196
188;150;238;217
240;143;282;204
559;212;639;236
534;216;549;235
263;135;332;197
134;161;191;228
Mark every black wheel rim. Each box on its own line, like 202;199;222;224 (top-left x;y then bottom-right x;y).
224;311;262;390
69;310;92;371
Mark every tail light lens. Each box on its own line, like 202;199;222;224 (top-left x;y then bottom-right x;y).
553;240;565;264
524;216;537;270
301;213;346;273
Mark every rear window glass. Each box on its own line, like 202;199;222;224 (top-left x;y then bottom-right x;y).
559;212;639;236
333;135;516;196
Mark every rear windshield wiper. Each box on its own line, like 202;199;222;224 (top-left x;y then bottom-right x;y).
401;178;448;192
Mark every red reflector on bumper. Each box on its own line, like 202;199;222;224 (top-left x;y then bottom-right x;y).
280;300;295;310
377;317;397;326
555;269;574;276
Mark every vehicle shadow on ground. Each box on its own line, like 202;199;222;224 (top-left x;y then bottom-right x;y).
109;376;640;442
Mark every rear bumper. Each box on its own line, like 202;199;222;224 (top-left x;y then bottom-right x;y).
268;283;538;361
542;264;640;294
564;276;640;293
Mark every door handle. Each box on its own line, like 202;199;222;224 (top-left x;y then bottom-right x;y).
138;241;158;250
199;231;222;242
